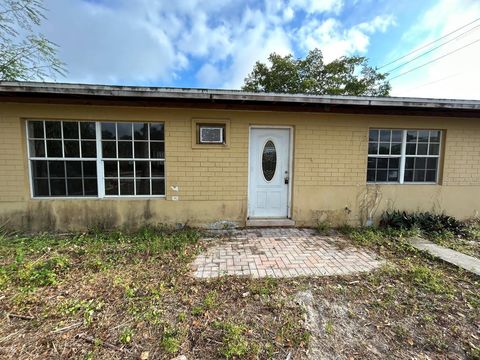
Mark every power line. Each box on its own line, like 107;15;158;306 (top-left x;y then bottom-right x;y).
378;17;480;69
404;72;464;92
384;23;480;74
388;38;480;81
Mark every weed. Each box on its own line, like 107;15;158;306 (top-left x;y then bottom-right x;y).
0;267;8;289
177;311;187;322
161;326;182;354
468;345;480;360
393;324;411;341
84;256;108;272
16;255;70;288
191;305;204;316
277;314;311;347
248;277;279;296
61;299;104;325
407;264;452;295
217;322;250;359
119;327;134;345
324;320;334;335
139;306;164;325
124;285;137;299
203;290;218;309
316;221;330;235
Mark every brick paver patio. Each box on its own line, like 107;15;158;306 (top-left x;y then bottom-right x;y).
192;228;383;278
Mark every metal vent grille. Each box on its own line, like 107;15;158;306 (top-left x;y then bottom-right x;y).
200;127;224;143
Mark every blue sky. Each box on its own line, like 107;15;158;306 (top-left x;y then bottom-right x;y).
40;0;480;99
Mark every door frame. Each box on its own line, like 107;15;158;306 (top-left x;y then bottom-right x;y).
247;125;294;219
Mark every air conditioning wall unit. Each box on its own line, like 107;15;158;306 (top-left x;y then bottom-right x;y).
199;126;224;144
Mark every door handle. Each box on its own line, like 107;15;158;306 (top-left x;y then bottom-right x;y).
284;177;289;185
284;171;289;185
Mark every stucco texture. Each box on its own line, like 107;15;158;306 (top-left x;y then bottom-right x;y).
0;102;479;231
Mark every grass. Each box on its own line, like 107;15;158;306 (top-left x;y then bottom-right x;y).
0;227;308;359
305;223;479;358
1;224;479;359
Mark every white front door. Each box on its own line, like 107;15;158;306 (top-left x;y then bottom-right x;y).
248;128;291;218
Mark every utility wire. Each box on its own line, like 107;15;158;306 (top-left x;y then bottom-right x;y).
378;17;480;69
388;38;480;81
404;72;463;92
384;24;480;74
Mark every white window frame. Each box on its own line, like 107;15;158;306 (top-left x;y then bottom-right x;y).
100;122;165;198
367;129;442;185
26;120;166;199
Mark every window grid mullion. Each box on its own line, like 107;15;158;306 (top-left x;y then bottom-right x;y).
117;160;120;196
81;160;85;196
95;122;104;198
149;161;152;195
399;130;406;184
133;161;137;196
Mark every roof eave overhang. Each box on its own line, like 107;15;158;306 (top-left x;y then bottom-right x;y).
0;82;479;118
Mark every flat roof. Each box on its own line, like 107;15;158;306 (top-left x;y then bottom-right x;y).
0;81;479;117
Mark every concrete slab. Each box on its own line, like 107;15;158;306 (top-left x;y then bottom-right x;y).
411;237;480;276
246;219;296;227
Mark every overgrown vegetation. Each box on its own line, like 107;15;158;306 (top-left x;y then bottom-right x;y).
381;211;469;237
1;217;479;359
312;213;479;359
378;211;480;257
0;227;309;359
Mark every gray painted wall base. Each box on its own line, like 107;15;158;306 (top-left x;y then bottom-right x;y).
411;238;480;276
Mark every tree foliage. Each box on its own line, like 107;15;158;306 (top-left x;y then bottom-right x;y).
0;0;65;81
242;49;390;96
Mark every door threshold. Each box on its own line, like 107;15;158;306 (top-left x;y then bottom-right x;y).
246;218;295;227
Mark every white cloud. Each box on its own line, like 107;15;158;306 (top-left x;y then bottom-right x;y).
288;0;344;14
43;0;184;84
39;0;394;89
296;15;395;62
390;0;480;99
283;7;295;22
196;63;222;87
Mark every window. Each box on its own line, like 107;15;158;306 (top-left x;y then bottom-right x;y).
367;129;441;184
28;121;98;197
27;120;165;198
101;122;165;196
262;140;277;181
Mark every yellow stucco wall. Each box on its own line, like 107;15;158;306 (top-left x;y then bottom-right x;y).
0;102;479;231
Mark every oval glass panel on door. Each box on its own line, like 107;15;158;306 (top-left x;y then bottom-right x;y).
262;140;276;181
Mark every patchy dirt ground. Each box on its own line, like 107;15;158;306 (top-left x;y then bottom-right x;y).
0;229;308;359
0;227;479;359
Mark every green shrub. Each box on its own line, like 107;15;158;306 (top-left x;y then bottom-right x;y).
380;211;468;237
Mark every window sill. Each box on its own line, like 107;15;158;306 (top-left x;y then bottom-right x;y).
31;196;167;200
367;182;440;185
191;143;229;150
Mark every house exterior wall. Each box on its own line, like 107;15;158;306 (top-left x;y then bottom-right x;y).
0;102;479;231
